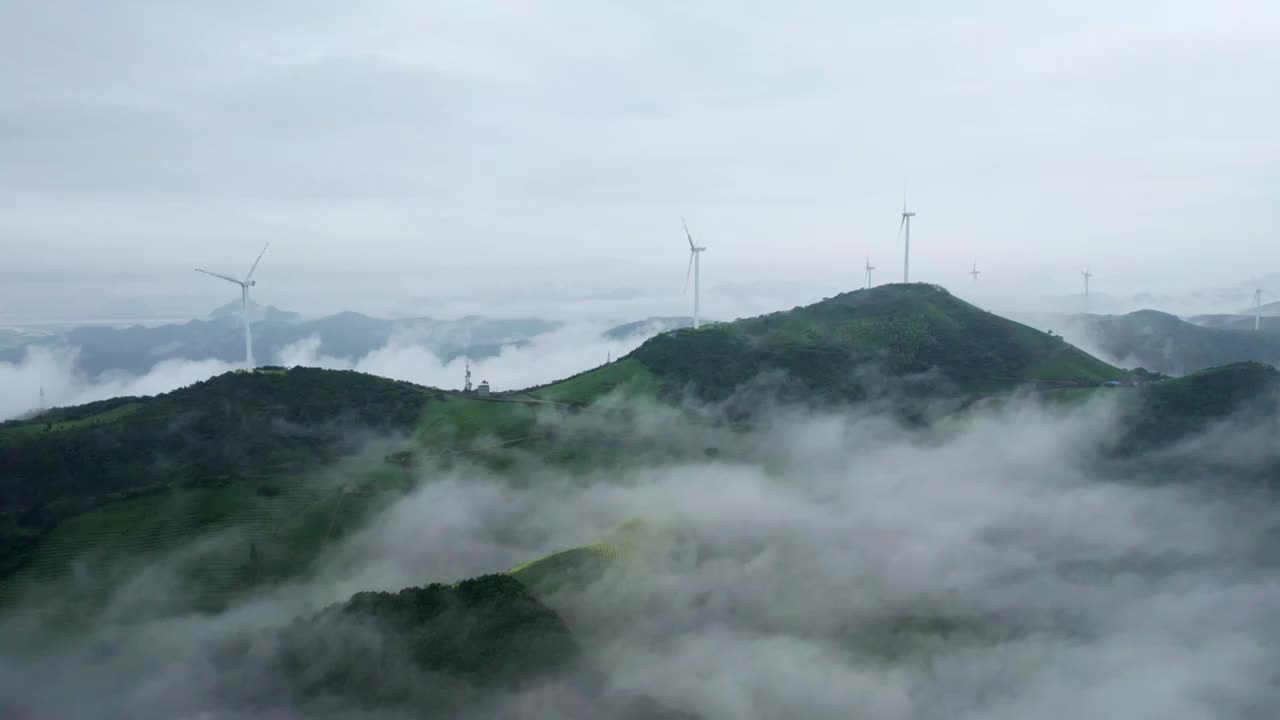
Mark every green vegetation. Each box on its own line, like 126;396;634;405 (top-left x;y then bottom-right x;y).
416;395;540;448
0;401;142;437
509;547;617;595
1115;362;1279;453
262;574;579;712
0;367;433;583
508;517;674;596
629;284;1124;402
411;360;659;454
0;454;424;612
527;358;661;405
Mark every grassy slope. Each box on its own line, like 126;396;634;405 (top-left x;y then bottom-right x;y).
527;358;660;404
416;396;540;448
508;518;670;596
411;358;662;452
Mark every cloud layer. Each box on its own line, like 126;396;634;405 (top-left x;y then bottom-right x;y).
3;390;1279;717
0;321;657;420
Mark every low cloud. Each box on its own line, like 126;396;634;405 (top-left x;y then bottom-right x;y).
3;389;1279;717
0;322;659;420
277;321;656;392
0;344;240;420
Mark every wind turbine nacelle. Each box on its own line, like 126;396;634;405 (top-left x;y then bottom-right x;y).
248;280;257;286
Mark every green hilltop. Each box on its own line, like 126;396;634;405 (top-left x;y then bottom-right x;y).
404;284;1130;472
1112;361;1280;454
627;283;1125;400
260;574;581;713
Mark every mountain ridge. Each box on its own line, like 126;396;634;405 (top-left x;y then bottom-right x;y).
0;284;1177;617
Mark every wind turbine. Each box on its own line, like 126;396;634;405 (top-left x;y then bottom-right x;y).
1081;268;1093;311
865;257;876;289
899;194;916;283
970;261;981;284
196;243;270;370
1254;289;1264;332
682;217;706;329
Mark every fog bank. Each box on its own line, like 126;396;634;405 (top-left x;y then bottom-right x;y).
3;392;1279;717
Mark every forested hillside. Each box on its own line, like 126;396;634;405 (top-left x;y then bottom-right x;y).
631;284;1124;402
0;367;434;578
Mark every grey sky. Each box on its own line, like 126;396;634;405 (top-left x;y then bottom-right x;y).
1;1;1277;319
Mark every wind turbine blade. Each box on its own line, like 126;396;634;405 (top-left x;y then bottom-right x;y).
683;251;694;294
245;242;270;281
195;269;245;286
681;217;695;250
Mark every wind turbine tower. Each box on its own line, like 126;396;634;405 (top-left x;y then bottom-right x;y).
1081;268;1093;312
465;361;473;392
682;217;707;329
899;196;916;283
970;262;981;284
195;243;270;370
1255;289;1264;332
865;258;876;289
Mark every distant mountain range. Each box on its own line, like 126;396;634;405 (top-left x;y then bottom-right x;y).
0;304;693;379
1035;309;1280;376
602;316;696;340
0;308;558;379
1186;313;1280;332
1014;275;1280;318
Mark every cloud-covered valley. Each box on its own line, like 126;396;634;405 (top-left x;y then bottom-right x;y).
4;391;1279;718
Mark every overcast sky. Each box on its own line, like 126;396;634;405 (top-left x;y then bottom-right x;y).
1;1;1277;321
